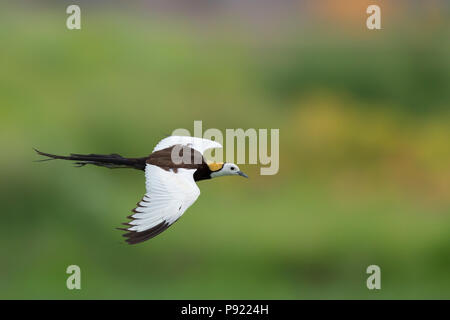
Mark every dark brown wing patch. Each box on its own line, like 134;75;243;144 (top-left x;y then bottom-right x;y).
146;145;206;171
146;145;213;181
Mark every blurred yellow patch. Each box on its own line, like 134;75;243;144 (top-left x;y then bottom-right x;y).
207;162;224;172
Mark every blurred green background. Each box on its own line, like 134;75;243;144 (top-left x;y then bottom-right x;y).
0;1;449;299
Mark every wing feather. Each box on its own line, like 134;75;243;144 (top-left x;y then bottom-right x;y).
152;136;222;155
119;164;200;244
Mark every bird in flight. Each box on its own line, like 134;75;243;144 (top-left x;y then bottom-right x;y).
35;136;248;244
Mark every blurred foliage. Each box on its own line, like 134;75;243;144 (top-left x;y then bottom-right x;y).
262;38;450;112
0;4;449;299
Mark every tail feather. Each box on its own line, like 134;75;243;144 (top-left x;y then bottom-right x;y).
34;148;147;171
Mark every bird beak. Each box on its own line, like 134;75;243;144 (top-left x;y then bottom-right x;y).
237;171;248;178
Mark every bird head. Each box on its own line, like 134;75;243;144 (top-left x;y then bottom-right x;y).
208;162;248;179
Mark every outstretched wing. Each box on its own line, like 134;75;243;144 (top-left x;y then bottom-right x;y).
120;164;200;244
153;136;222;155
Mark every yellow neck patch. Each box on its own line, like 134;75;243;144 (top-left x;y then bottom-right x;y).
207;162;224;172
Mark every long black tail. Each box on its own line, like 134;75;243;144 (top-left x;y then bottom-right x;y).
34;149;148;171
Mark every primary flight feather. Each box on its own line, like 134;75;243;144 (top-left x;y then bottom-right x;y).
35;136;248;244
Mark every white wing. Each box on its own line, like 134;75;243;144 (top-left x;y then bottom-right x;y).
152;136;222;155
121;164;200;244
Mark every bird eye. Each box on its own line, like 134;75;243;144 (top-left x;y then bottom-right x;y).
231;167;235;171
